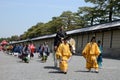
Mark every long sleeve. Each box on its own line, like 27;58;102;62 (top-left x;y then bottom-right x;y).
56;44;62;59
95;43;100;57
82;43;90;58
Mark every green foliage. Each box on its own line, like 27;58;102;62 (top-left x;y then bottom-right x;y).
83;0;120;22
0;38;6;43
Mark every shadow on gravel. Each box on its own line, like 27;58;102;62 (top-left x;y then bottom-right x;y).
17;60;24;63
75;70;99;73
44;66;64;74
36;59;49;63
75;70;90;73
16;60;29;64
44;66;59;70
49;71;64;74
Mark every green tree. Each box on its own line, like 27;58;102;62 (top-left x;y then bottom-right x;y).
60;11;84;30
77;7;97;26
84;0;120;22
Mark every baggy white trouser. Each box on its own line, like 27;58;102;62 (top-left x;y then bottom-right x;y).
53;52;59;67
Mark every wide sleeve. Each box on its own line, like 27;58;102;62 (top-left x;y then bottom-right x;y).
82;43;90;58
55;44;62;59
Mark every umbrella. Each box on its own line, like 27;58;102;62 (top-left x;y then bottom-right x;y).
0;40;8;45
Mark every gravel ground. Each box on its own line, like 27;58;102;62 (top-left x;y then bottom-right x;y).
0;51;120;80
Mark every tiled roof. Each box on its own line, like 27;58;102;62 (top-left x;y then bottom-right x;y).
11;20;120;43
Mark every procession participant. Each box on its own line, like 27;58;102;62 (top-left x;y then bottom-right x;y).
82;36;100;73
41;42;50;62
54;26;67;51
97;40;103;69
56;38;72;74
54;26;67;67
29;42;35;59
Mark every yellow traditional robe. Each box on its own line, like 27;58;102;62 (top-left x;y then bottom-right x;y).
82;42;100;70
56;43;72;72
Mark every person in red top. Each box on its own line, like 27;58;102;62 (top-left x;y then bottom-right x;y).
29;42;35;59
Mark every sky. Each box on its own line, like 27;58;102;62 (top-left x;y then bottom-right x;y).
0;0;92;38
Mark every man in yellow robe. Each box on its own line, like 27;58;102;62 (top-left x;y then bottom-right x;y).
56;38;72;74
82;37;100;73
